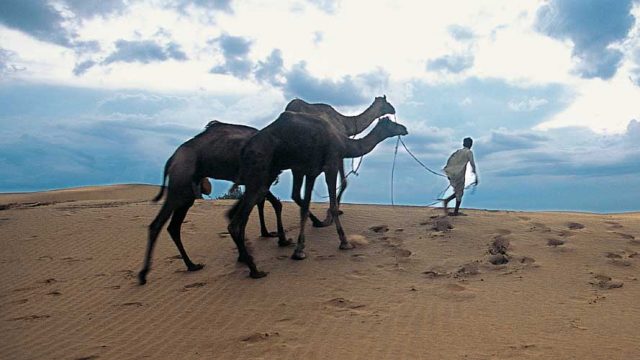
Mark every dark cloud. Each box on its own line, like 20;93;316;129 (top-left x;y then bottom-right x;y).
307;0;339;14
427;54;474;73
535;0;635;79
476;130;548;157
282;62;385;106
103;40;188;65
171;0;233;14
216;33;251;58
255;49;284;85
448;25;474;41
210;33;253;78
0;0;73;47
73;60;97;76
64;0;127;19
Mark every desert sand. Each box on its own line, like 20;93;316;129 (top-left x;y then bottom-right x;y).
1;184;639;359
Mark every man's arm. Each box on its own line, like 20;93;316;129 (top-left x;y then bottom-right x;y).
469;151;478;184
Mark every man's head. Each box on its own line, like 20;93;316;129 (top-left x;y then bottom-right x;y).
463;137;473;149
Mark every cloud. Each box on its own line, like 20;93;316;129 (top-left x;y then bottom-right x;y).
73;60;97;76
448;25;474;41
103;40;188;65
98;93;188;115
427;54;474;73
255;49;285;85
282;62;386;106
307;0;339;14
171;0;233;14
508;97;549;112
401;77;571;132
0;0;73;47
63;0;127;19
535;0;635;79
210;34;254;78
0;48;21;77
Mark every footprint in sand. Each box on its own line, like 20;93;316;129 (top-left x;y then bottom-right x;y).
369;225;389;233
489;236;510;255
529;222;551;233
46;290;62;296
589;274;623;289
431;217;453;232
314;255;336;261
611;232;636;240
183;282;206;290
325;297;366;310
604;221;624;229
566;222;585;230
454;262;481;277
547;238;565;247
605;251;637;267
488;253;509;265
241;332;280;343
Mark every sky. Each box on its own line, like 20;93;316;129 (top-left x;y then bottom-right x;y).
1;0;639;212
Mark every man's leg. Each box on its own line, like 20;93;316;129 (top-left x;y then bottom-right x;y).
442;194;456;215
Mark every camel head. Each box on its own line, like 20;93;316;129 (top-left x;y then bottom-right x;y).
377;116;408;137
374;95;396;116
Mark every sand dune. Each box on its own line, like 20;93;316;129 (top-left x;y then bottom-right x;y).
1;185;639;359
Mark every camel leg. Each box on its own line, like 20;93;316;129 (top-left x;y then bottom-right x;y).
291;171;324;228
265;191;292;247
326;167;352;250
167;200;204;272
315;164;348;228
139;199;175;285
227;186;268;279
291;175;317;260
257;197;276;238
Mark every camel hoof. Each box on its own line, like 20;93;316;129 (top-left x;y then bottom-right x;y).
338;210;344;216
250;270;268;279
291;250;307;260
311;220;324;228
188;263;205;272
137;272;147;285
278;238;294;247
339;242;355;250
261;231;279;238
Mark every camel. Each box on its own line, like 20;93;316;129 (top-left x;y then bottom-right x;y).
138;97;395;284
226;113;408;278
285;96;395;226
138;121;290;285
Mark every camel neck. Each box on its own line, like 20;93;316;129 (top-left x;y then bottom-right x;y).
344;125;388;158
342;102;381;136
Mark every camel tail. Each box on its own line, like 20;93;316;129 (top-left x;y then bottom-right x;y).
152;156;172;202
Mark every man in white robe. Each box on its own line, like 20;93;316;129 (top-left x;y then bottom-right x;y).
442;137;477;216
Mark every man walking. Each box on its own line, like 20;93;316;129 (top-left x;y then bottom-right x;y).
442;137;477;216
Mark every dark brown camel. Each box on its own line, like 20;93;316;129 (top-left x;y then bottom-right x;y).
138;96;394;285
285;96;395;226
226;114;408;278
138;121;290;285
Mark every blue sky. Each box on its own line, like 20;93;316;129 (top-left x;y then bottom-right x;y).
1;0;639;212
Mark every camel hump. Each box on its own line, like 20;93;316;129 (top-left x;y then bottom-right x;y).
284;98;306;112
205;120;221;128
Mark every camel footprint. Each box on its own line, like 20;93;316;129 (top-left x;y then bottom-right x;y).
589;274;623;289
